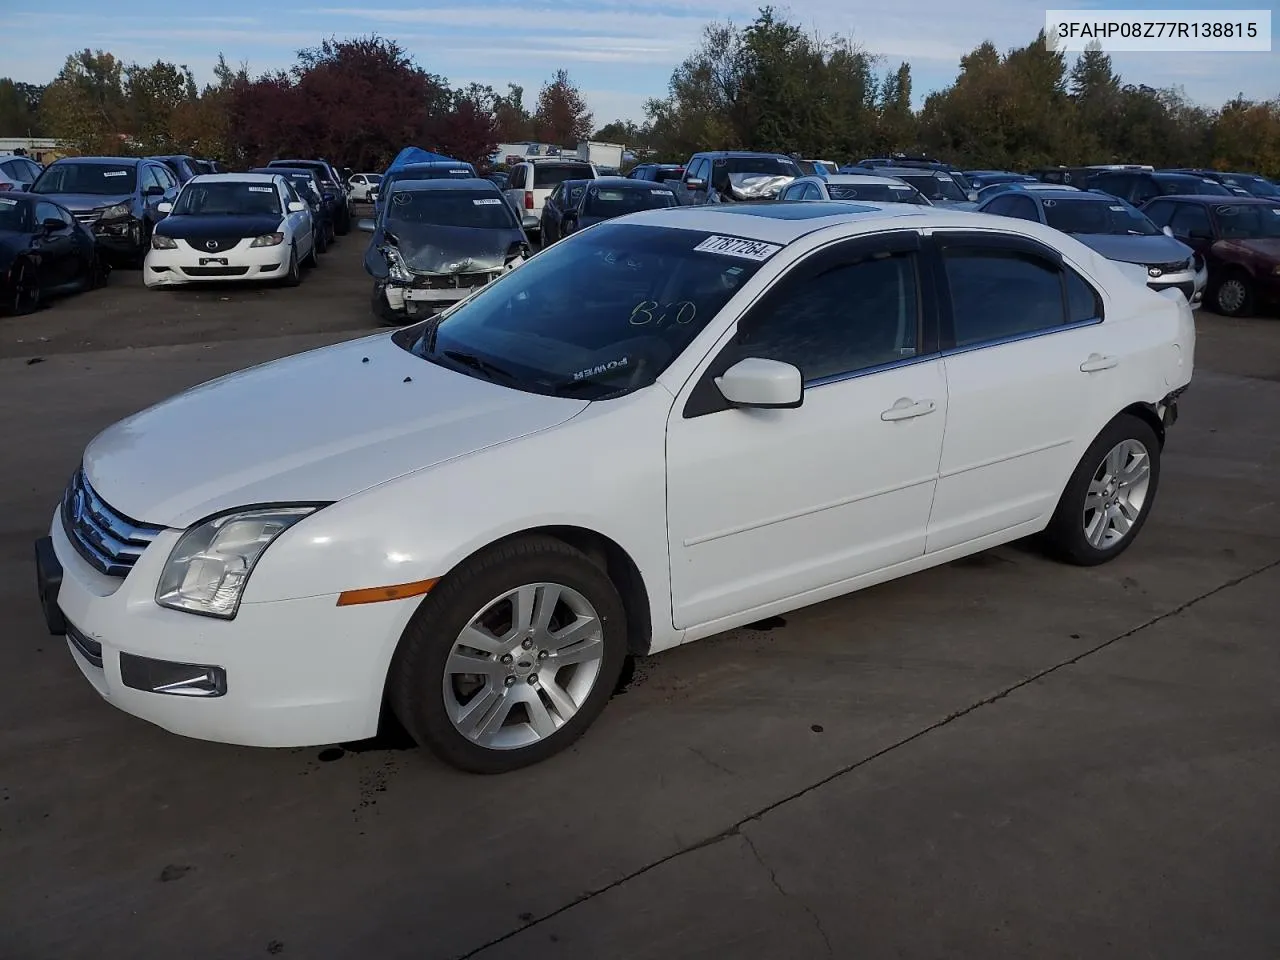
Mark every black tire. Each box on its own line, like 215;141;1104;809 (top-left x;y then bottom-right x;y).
1043;413;1162;566
335;202;351;235
281;245;301;286
1212;271;1254;317
370;280;407;325
301;231;318;268
8;257;42;315
315;223;329;255
389;535;628;774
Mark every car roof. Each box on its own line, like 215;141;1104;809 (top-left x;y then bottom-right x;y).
1022;189;1104;201
399;161;474;169
620;201;935;242
52;156;141;166
590;176;665;188
188;173;283;184
391;177;498;192
694;151;793;159
874;166;951;177
1152;194;1274;205
822;174;909;186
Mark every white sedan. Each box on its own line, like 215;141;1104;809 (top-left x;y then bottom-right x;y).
144;173;316;288
348;172;383;202
36;204;1195;773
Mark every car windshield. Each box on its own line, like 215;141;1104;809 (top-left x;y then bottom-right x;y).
1159;176;1231;196
367;174;383;184
533;164;594;188
0;197;28;231
894;173;966;201
583;186;678;216
1226;175;1280;197
1043;199;1159;236
33;163;137;195
392;223;769;399
828;183;925;204
173;182;282;216
1214;203;1280;239
388;189;516;229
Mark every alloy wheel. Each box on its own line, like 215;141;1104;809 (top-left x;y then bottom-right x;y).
443;582;605;750
1082;439;1151;550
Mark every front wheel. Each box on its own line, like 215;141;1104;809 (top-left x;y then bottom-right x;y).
370;280;406;324
281;244;301;286
302;230;318;267
389;536;628;774
1043;414;1161;566
1213;273;1253;317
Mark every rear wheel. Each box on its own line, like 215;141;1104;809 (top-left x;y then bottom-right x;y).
1043;414;1161;566
8;258;41;315
1213;272;1253;317
389;535;628;773
314;222;329;255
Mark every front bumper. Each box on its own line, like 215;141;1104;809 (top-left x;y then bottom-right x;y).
144;241;292;286
90;217;146;256
35;511;416;747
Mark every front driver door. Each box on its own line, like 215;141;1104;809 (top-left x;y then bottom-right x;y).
33;201;77;286
666;230;947;629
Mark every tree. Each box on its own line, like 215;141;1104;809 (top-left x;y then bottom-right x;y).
125;60;197;154
0;80;45;137
533;70;593;144
38;50;129;154
1211;96;1280;174
874;62;917;153
493;83;533;142
432;86;500;166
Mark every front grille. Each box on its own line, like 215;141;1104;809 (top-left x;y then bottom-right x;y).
61;469;163;578
74;210;103;224
181;266;251;277
1149;280;1195;300
411;271;499;290
1146;260;1190;275
184;237;243;254
67;623;103;668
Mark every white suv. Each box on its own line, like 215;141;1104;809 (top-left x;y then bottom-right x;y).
503;158;597;240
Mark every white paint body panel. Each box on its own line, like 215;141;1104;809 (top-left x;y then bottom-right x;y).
49;205;1195;747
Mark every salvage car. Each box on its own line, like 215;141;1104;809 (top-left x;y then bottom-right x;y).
1141;195;1280;316
35;201;1194;773
29;156;180;265
361;177;528;324
266;159;351;234
557;177;679;239
144;173;316;289
503;157;597;241
978;188;1205;307
372;161;477;211
1;192;107;314
1087;170;1235;206
678;151;801;205
872;166;974;207
538;178;593;246
779;174;931;205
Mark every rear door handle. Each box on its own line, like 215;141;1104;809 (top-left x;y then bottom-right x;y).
1080;353;1118;373
881;397;937;422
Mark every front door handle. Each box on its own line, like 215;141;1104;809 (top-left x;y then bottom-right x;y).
881;397;937;422
1080;353;1118;373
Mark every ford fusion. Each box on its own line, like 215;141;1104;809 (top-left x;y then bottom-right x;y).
361;177;528;324
36;203;1194;773
144;174;316;288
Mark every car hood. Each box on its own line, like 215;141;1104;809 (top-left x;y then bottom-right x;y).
82;334;589;529
34;192;133;212
388;223;524;273
1075;232;1191;265
1227;237;1280;262
155;214;286;240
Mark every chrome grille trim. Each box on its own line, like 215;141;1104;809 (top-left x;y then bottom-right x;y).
60;469;163;578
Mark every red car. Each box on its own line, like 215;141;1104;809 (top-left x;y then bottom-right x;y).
1142;195;1280;316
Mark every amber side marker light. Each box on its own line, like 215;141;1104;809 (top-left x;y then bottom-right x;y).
337;578;439;606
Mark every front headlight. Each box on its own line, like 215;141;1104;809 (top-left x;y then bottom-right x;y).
151;235;177;250
1272;265;1280;276
156;506;320;618
100;203;131;220
250;232;285;248
384;245;414;282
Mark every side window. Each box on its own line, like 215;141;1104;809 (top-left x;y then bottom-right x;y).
1131;176;1160;205
156;165;176;189
1143;199;1174;227
984;196;1014;217
687;158;708;183
508;165;525;190
943;246;1066;348
1065;268;1103;322
35;201;66;226
735;250;920;383
803;183;822;200
547;184;562;204
1005;196;1040;222
1170;204;1212;238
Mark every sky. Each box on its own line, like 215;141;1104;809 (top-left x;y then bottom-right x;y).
2;0;1276;128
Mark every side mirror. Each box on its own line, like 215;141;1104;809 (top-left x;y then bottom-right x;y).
1161;224;1174;237
714;358;803;410
144;185;166;197
287;200;306;213
967;190;979;202
156;201;173;215
357;218;375;233
41;217;65;233
684;177;706;190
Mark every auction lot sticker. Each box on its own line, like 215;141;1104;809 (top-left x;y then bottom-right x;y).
693;235;783;261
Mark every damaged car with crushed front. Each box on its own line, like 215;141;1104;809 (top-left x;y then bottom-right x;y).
361;178;528;324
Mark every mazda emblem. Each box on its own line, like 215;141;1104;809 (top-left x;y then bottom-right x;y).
206;240;219;251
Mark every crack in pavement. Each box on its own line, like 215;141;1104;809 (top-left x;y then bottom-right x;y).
741;831;834;957
455;556;1280;960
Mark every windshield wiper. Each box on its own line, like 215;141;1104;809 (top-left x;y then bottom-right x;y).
440;349;517;382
